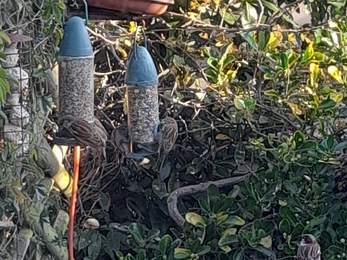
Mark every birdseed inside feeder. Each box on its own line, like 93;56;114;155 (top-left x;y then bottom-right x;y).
125;27;159;156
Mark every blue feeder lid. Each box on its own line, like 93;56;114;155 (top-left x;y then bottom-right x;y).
125;46;158;87
59;16;93;57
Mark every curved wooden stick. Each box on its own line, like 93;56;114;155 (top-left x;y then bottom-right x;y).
167;175;250;228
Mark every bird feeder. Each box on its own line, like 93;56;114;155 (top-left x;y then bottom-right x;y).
125;27;159;157
54;16;94;146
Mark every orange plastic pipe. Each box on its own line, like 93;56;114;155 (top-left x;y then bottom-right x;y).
68;146;81;260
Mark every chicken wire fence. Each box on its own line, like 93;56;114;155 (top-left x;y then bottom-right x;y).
0;39;33;160
0;0;59;159
0;0;59;257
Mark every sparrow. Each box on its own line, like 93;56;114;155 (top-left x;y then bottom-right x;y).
154;116;178;172
297;234;321;260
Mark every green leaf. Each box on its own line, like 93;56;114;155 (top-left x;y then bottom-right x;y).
0;31;10;44
174;248;191;259
234;97;246;110
146;228;160;241
313;52;324;62
116;252;124;259
0;51;6;60
293;131;306;148
173;55;185;68
185;212;206;227
207;57;219;71
2;143;8;161
228;185;240;198
196;245;211;255
205;69;218;81
308;215;326;227
301;42;314;64
199;199;210;214
221;54;235;71
124;254;136;260
264;89;280;99
279;206;297;226
0;109;8;124
318;99;336;110
87;231;102;260
219;8;237;25
333;141;347;152
136;250;146;260
258;65;272;74
57;2;66;9
241;32;258;50
243;2;258;29
278;143;288;156
223;215;245;226
128;223;145;244
244;97;256;111
337;226;347;238
292;223;305;237
159;235;172;255
0;76;10;102
298;140;317;151
232;248;244;260
99;192;111;212
326;135;335;151
258;31;270;51
261;0;278;12
280;52;289;70
152;179;168;200
279;218;291;234
106;230;120;253
218;229;238;247
253;246;277;260
323;245;340;259
339;210;347;225
283;153;293;164
208;184;220;198
261;220;275;235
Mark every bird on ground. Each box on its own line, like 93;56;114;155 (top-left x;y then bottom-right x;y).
297;234;321;260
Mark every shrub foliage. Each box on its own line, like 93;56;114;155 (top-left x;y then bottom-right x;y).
2;0;347;259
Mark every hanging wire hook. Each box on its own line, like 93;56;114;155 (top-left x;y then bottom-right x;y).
133;26;148;58
82;0;89;25
62;0;89;26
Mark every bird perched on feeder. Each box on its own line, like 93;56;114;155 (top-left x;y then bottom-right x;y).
297;234;321;260
154;116;178;172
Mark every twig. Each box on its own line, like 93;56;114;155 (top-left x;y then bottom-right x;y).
256;103;300;129
256;0;264;27
167;175;250;227
0;221;15;228
159;93;196;108
94;70;124;76
108;222;129;233
86;27;119;45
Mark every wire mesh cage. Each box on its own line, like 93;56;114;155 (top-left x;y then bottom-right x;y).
0;35;33;160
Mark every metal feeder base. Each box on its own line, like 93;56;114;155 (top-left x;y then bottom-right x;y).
53;129;79;146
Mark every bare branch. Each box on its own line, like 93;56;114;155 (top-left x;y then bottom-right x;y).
167;175;250;228
0;221;15;228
